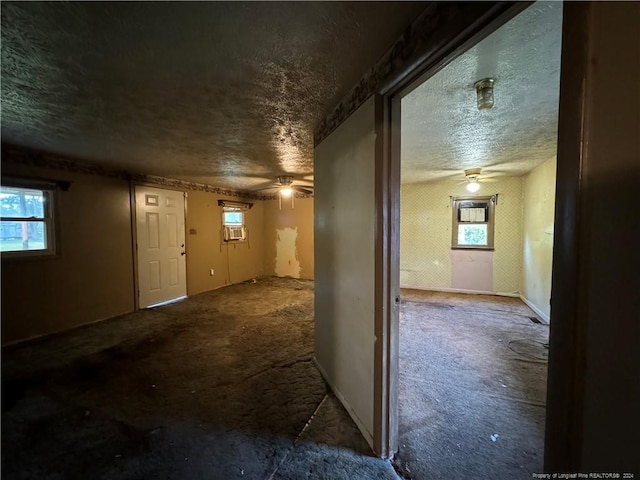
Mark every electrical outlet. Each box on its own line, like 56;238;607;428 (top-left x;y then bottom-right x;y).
210;269;215;276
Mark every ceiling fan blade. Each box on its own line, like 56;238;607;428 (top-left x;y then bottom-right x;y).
292;185;313;195
296;180;314;187
254;185;279;191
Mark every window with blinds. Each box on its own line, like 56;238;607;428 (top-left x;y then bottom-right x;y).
451;196;495;249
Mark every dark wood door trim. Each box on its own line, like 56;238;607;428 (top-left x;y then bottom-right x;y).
544;2;591;471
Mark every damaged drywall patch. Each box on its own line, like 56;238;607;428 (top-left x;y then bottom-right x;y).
275;227;301;278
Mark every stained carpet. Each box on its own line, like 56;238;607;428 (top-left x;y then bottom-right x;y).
2;277;399;480
395;290;549;480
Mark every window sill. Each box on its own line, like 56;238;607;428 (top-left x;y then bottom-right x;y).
451;246;495;251
1;251;59;262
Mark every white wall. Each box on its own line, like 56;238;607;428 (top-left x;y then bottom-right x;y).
400;177;523;294
314;97;377;446
521;156;556;320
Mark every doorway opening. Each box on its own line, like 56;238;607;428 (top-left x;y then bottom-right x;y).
393;2;562;477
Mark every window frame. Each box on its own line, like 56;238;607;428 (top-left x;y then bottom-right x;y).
0;180;58;258
222;208;244;227
451;195;496;250
221;206;247;242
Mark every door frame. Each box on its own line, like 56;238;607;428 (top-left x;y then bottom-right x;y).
131;182;189;310
374;2;587;470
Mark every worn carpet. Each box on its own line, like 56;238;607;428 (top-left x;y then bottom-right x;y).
2;279;549;480
395;290;549;480
2;277;399;480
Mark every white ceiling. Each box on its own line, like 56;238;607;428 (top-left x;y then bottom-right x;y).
1;1;425;191
401;2;563;185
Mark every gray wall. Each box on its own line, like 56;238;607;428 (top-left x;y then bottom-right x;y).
314;97;377;446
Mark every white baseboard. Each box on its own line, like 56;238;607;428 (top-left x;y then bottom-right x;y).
519;295;550;324
400;284;520;298
313;357;374;449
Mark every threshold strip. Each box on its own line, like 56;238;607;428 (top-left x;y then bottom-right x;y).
294;393;329;446
265;393;329;480
147;296;187;308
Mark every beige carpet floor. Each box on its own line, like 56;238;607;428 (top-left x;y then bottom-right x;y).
395;289;549;480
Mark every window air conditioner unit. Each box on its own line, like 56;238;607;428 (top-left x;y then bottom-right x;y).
224;226;246;241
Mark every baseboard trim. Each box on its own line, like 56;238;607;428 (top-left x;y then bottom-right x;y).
2;292;191;348
1;310;130;348
519;295;550;324
399;285;520;298
313;357;374;449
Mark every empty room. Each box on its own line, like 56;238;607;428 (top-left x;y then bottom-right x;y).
0;2;423;478
2;1;638;479
396;3;560;477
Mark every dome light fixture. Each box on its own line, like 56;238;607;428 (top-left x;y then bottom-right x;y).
280;186;293;197
474;78;495;110
464;168;482;192
466;180;480;192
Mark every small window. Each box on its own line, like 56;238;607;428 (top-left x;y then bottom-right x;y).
1;183;56;257
222;207;247;242
452;195;495;249
223;209;243;226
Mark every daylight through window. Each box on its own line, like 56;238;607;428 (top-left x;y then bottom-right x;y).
223;209;243;226
451;195;495;249
222;206;247;241
0;184;56;256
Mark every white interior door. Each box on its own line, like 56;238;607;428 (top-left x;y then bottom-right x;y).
135;186;187;308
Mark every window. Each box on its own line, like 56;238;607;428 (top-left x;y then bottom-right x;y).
223;209;243;226
451;195;495;249
218;200;252;242
1;183;56;256
222;207;247;241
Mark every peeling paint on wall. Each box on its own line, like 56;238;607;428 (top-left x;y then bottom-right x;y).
275;227;301;278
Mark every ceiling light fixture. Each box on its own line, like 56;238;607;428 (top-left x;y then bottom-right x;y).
466;180;480;193
474;78;495;110
276;176;295;209
464;168;482;192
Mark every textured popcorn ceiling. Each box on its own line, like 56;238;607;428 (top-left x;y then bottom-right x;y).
401;2;563;185
1;1;424;190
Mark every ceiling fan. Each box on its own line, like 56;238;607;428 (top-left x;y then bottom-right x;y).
428;167;503;193
254;175;314;209
256;175;314;197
